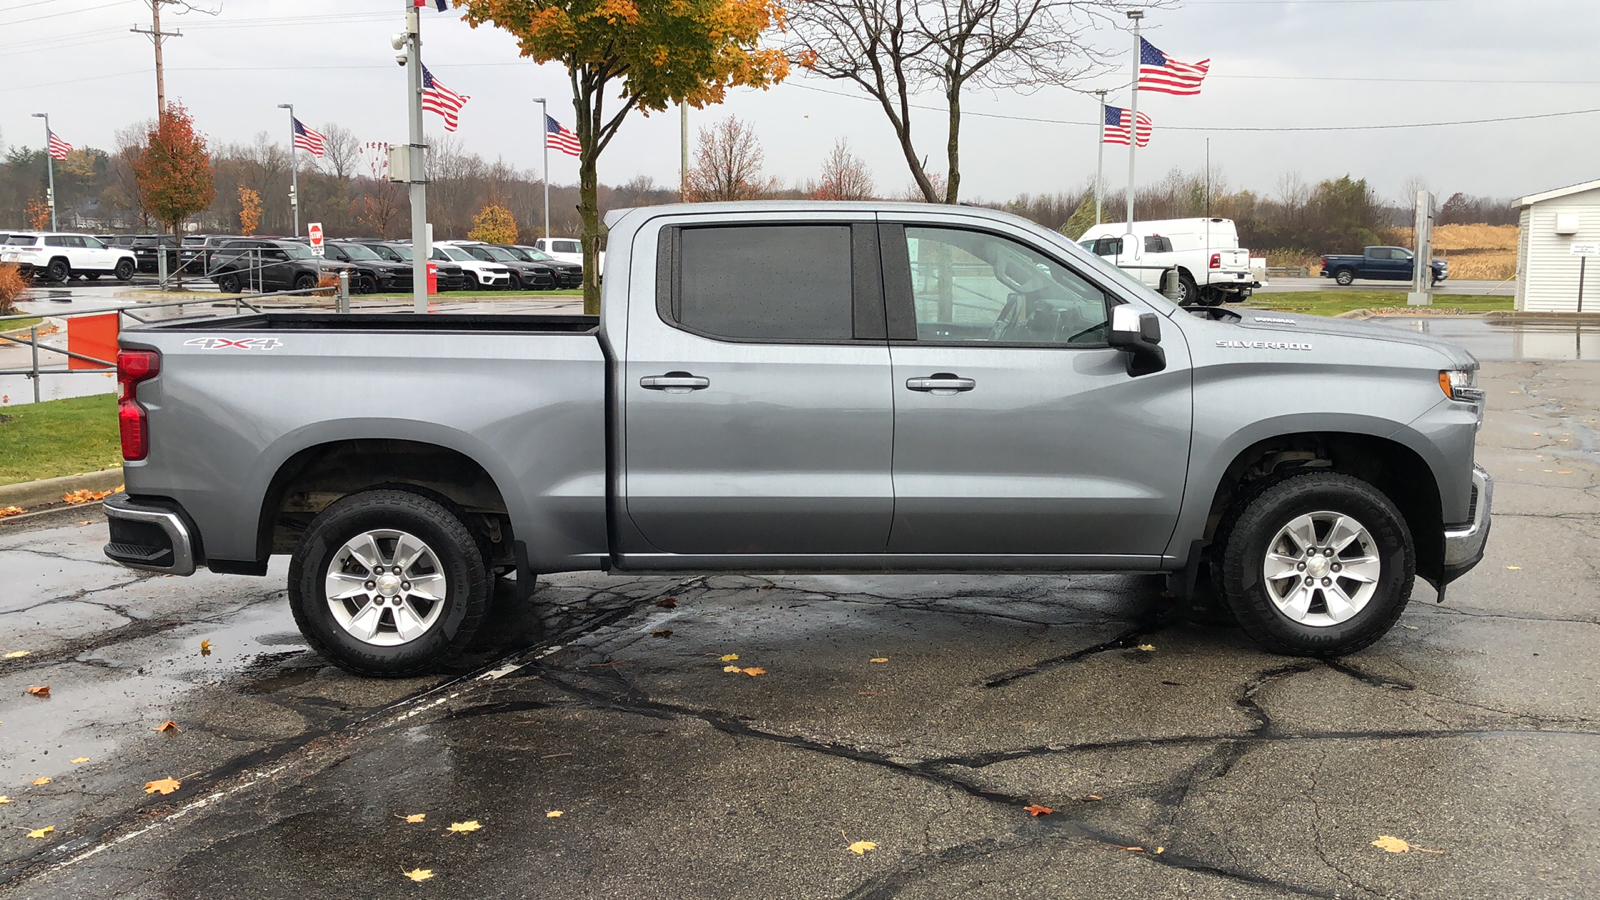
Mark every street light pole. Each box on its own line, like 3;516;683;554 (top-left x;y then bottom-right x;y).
31;113;57;231
1094;90;1106;226
277;103;300;237
533;97;550;240
400;1;428;314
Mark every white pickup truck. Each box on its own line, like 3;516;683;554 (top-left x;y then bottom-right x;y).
1079;217;1254;307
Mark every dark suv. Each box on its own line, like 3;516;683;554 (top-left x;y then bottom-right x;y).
506;245;582;288
208;239;343;294
105;234;180;274
181;234;237;277
317;241;413;293
454;242;556;290
353;241;466;291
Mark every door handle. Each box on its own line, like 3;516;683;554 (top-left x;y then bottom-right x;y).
906;374;976;394
640;372;710;393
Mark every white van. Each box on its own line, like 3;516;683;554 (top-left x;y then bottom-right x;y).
1077;217;1254;306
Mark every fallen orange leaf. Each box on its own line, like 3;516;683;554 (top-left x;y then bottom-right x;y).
1023;803;1053;816
719;653;739;662
546;810;563;818
446;820;481;834
402;868;434;882
4;651;30;659
722;665;742;673
27;826;54;839
848;840;877;855
144;777;181;795
32;777;50;786
0;796;10;804
71;757;89;764
869;658;889;663
0;507;24;519
154;720;180;733
400;813;426;823
26;685;50;698
1371;835;1443;854
62;489;113;505
741;667;766;677
1085;794;1103;801
199;639;212;657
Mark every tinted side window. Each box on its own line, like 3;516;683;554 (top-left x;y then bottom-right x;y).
553;240;580;253
674;225;853;342
45;236;67;247
1369;248;1391;260
1145;236;1172;253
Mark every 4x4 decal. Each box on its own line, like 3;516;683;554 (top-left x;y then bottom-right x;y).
183;337;283;350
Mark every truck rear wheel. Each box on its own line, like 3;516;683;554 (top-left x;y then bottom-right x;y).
1213;471;1414;656
1334;269;1355;286
288;489;491;677
1178;273;1200;306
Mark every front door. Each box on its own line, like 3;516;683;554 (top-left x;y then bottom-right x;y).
881;221;1193;561
622;217;895;557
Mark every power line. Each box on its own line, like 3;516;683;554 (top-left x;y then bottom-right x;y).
11;0;139;26
781;79;1600;132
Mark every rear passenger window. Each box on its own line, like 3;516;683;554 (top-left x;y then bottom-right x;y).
673;225;854;341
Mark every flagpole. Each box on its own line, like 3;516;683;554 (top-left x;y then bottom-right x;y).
278;103;299;237
405;0;427;314
534;97;550;240
1094;91;1106;226
32;113;57;231
1125;11;1143;230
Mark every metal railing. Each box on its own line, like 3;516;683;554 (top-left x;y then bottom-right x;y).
0;273;349;404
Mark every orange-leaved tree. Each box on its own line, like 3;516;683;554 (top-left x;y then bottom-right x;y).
238;186;263;236
468;204;518;244
456;0;791;314
133;102;216;283
25;196;50;230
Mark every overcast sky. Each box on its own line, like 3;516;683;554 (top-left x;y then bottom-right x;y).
6;0;1598;206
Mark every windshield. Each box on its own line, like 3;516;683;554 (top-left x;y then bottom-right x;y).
484;247;519;262
335;243;381;261
498;246;533;262
518;247;555;262
280;243;316;260
384;245;412;261
441;247;473;262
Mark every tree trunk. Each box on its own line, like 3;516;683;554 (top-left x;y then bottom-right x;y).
944;84;961;204
578;149;601;316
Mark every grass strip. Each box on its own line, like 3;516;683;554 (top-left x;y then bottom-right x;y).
1243;292;1512;317
0;394;121;486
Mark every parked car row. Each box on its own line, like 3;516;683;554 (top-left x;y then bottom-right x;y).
197;237;583;295
0;231;138;282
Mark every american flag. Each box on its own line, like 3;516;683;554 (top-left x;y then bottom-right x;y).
1137;38;1210;96
292;118;327;157
413;0;448;9
47;131;73;161
545;115;581;157
1102;106;1152;147
422;64;469;132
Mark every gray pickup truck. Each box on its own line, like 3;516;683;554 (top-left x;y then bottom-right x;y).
103;202;1492;676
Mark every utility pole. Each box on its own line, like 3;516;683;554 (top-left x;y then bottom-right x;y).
534;98;550;239
31;113;57;231
1094;90;1106;226
277;104;300;237
1124;10;1143;231
131;0;183;118
394;2;428;314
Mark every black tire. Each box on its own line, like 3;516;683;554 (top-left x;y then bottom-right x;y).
114;259;135;281
464;272;481;291
1213;471;1414;656
1178;273;1200;306
1334;269;1355;286
507;273;522;291
355;274;377;295
293;273;318;293
288;489;491;677
217;273;242;294
45;259;70;283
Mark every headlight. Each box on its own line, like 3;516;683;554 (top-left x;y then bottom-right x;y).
1438;368;1482;402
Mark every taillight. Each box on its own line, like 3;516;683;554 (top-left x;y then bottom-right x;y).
117;349;160;461
1209;253;1221;269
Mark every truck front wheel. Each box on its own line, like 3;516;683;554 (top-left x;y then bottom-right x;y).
288;489;491;677
1213;471;1414;656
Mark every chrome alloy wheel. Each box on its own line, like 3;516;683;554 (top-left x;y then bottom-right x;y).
324;529;447;646
1261;511;1381;627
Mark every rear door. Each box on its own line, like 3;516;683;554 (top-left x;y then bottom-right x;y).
880;218;1193;561
621;213;895;558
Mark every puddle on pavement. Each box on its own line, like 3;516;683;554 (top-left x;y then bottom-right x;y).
1371;316;1600;361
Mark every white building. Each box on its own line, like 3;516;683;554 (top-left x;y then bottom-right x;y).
1515;179;1600;313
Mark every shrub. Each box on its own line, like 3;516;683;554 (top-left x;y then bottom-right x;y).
0;263;29;316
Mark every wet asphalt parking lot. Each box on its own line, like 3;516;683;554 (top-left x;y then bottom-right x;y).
2;361;1599;898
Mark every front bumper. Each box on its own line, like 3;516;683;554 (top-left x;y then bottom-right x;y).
103;493;197;576
1441;464;1492;583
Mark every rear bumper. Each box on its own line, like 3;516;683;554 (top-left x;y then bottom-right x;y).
1441;465;1492;583
103;493;197;576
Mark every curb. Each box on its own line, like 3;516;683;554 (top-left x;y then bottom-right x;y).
0;469;124;511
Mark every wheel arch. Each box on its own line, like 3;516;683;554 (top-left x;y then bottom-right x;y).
1193;430;1445;588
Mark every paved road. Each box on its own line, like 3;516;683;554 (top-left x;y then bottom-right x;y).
1260;277;1514;296
2;369;1597;899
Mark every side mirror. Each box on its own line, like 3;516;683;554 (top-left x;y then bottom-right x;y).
1108;305;1166;376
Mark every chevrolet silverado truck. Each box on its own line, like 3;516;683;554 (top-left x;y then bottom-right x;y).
102;202;1492;676
1321;246;1448;286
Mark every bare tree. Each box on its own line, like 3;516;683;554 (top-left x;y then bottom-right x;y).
686;116;779;201
319;124;361;180
791;0;1147;203
809;138;876;200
